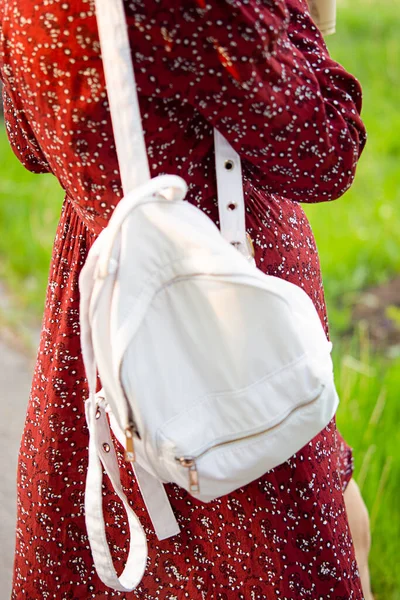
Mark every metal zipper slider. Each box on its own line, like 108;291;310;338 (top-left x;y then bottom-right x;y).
246;232;255;258
124;427;136;462
178;457;200;493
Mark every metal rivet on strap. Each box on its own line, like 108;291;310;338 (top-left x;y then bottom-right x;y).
224;159;234;171
102;443;111;453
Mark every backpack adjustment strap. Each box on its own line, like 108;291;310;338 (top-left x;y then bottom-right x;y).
107;405;181;542
85;394;148;592
214;129;255;263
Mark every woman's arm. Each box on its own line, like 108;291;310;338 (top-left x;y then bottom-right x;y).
130;0;366;202
285;0;367;200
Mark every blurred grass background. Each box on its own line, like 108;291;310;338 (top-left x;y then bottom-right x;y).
308;2;400;596
0;0;399;597
0;149;62;318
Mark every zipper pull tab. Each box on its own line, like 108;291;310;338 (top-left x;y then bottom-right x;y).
178;457;200;493
124;427;136;462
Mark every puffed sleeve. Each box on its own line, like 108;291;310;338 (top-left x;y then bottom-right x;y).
1;12;50;175
130;0;366;202
285;0;367;200
1;84;50;174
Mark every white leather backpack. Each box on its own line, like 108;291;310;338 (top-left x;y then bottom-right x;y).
79;0;339;592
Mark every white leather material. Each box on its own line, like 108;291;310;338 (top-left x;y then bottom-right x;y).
84;396;148;592
214;129;249;258
80;0;340;592
107;405;181;541
94;0;150;194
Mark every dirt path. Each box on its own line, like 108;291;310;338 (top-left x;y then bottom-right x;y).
0;337;34;597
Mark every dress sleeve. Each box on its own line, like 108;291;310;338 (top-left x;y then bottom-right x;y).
130;0;367;202
1;85;50;174
285;0;367;200
0;5;50;174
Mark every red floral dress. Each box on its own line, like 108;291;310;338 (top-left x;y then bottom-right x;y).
1;1;367;598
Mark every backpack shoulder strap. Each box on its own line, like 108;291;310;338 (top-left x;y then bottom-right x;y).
95;0;252;259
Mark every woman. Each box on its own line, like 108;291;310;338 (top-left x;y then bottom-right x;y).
1;0;371;597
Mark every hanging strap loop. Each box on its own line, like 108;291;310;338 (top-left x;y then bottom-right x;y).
85;395;148;592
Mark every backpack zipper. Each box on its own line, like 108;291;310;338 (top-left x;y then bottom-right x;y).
175;428;268;494
124;426;136;462
176;457;200;492
175;389;323;493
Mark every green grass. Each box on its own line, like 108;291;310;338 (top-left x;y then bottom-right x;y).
0;134;63;318
0;0;399;597
333;331;400;599
306;4;400;596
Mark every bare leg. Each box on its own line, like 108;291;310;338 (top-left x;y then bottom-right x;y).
344;479;374;600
